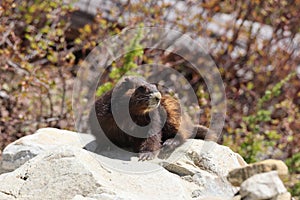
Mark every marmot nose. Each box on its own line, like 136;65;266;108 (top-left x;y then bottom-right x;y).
151;92;162;102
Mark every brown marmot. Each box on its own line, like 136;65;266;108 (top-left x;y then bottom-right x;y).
89;76;213;160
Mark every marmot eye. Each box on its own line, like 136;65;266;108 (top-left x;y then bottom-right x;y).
136;86;147;93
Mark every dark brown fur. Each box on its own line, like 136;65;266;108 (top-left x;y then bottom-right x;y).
89;76;212;160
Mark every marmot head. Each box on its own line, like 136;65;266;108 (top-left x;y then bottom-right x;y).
113;76;162;115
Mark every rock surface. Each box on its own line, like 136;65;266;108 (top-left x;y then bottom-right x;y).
161;140;247;177
272;192;291;200
160;140;246;198
239;171;287;200
0;128;293;200
0;128;94;173
227;159;289;186
0;146;200;200
0;128;247;200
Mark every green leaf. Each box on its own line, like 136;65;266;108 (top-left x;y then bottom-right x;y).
96;82;113;97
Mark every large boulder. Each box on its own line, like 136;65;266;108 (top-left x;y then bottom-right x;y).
0;146;200;200
0;128;248;200
239;171;287;200
161;140;247;177
227;159;289;186
1;128;293;199
159;140;247;198
0;128;94;173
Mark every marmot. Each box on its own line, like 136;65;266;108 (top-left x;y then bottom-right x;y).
89;76;214;160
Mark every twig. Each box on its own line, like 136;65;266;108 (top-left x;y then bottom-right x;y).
7;60;30;75
0;22;14;46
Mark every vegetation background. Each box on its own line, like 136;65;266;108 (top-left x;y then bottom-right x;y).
0;0;299;196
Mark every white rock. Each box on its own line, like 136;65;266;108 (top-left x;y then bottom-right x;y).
240;171;287;200
0;129;249;199
192;171;238;199
161;140;247;177
272;192;291;200
72;195;97;200
159;140;246;199
232;195;241;200
0;192;15;200
227;159;289;186
0;128;94;173
0;146;200;200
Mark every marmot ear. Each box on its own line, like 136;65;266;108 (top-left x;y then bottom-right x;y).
136;85;147;93
123;77;133;89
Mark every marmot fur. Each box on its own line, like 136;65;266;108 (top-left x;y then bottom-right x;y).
89;76;214;160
